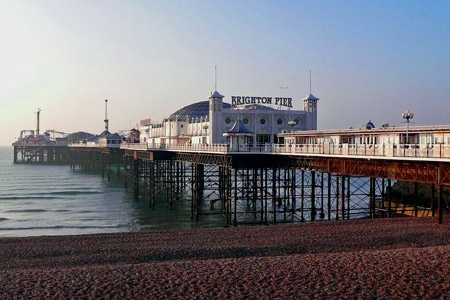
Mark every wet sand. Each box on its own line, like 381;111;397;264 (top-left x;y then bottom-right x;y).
1;217;449;299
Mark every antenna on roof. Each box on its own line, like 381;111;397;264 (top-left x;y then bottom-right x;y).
104;99;109;131
214;65;217;91
309;70;312;94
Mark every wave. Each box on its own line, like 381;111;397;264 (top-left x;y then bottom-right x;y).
0;190;102;200
78;210;96;214
48;191;102;195
0;217;9;222
0;196;60;200
3;209;48;213
0;224;127;231
3;209;75;213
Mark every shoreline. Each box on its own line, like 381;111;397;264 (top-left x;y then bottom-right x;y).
1;217;449;299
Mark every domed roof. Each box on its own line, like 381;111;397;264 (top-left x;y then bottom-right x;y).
366;120;375;129
168;101;231;121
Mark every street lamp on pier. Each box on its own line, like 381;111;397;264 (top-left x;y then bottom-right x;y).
402;110;414;144
203;124;209;136
288;120;296;133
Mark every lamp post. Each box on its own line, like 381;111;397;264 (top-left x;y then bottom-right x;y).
288;120;296;145
288;120;296;133
203;124;209;145
402;110;414;144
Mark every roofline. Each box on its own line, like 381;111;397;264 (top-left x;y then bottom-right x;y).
279;124;450;137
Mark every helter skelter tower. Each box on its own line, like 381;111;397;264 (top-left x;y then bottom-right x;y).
36;108;41;137
104;99;109;131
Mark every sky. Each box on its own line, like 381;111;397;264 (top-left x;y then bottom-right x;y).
1;0;449;145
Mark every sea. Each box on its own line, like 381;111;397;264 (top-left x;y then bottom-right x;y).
0;146;220;237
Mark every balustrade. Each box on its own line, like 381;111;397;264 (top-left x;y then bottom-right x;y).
119;142;450;159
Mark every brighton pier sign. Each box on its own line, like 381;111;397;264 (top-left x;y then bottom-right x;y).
231;96;293;108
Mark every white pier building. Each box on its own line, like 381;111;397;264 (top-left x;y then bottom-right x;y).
137;91;319;147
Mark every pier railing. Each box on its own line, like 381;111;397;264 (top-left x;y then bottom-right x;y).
274;143;450;159
120;142;450;160
121;143;229;153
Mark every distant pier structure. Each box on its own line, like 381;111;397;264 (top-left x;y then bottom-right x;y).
13;138;70;164
12;105;114;164
12;109;72;163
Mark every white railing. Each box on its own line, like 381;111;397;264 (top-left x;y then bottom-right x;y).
120;143;229;153
167;144;228;152
120;142;450;160
68;143;99;148
276;143;450;159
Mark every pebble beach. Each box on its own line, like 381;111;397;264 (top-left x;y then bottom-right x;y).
1;217;449;299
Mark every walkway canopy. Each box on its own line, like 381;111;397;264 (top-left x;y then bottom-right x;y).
223;120;254;151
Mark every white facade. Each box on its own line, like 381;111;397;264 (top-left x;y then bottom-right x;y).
280;124;450;147
138;91;319;146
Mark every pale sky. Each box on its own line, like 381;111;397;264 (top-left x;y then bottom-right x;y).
1;0;449;145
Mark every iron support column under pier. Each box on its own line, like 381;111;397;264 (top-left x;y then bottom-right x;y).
438;185;443;224
311;171;316;220
414;182;418;217
346;175;351;220
370;177;376;219
272;168;277;224
336;176;340;221
300;170;305;222
431;184;436;216
341;175;346;220
192;163;204;222
133;158;139;200
388;179;392;217
327;173;331;221
320;172;325;219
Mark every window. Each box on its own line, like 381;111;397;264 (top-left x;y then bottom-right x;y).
243;118;249;124
225;117;232;124
277;118;283;125
260;118;266;125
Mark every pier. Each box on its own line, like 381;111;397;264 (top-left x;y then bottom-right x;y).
13;141;70;164
114;142;449;225
13;136;450;226
12;105;450;226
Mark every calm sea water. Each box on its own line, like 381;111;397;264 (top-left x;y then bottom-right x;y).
0;146;220;237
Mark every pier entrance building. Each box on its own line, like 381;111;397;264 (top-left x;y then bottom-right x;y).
137;90;319;147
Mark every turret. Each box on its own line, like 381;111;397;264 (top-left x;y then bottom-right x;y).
302;70;319;130
302;93;319;113
208;91;224;144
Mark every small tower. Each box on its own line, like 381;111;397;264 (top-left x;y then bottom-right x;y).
302;70;319;130
302;93;319;113
208;91;224;144
302;93;319;130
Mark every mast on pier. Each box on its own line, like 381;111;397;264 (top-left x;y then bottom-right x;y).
104;99;109;131
36;108;41;137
